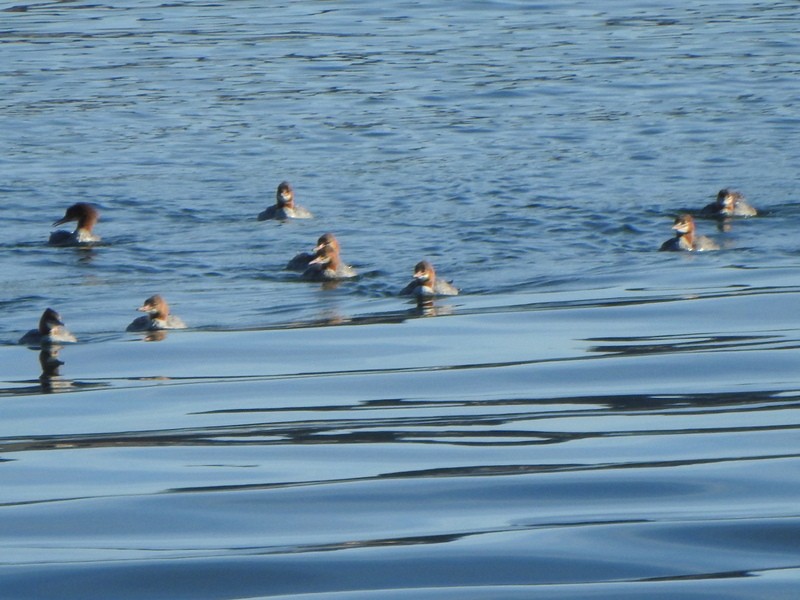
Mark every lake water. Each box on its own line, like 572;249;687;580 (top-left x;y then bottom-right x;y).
2;1;800;598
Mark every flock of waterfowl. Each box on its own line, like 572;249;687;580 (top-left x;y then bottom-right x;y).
20;295;185;347
20;181;461;347
660;188;758;252
20;183;757;348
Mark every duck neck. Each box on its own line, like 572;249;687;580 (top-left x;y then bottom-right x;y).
77;212;97;234
678;229;695;250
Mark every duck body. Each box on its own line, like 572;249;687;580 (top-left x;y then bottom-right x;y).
701;188;757;218
127;314;187;331
126;295;186;331
659;235;693;252
49;203;101;246
660;214;719;252
258;205;314;220
286;251;316;271
302;262;357;282
258;182;313;221
19;308;77;346
400;261;459;298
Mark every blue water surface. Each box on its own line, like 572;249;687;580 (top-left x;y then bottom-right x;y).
1;1;799;598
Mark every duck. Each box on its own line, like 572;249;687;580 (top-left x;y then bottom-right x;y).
126;295;186;331
701;188;757;217
286;233;339;271
400;260;459;298
19;308;78;346
257;181;313;220
49;202;101;246
302;242;356;281
660;214;719;251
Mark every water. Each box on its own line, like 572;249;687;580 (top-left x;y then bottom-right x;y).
2;1;800;597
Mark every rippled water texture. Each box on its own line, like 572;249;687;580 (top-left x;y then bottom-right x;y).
2;1;800;598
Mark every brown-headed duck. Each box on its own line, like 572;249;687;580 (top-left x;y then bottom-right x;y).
701;188;757;217
126;295;186;331
660;214;719;251
400;260;459;298
49;203;101;246
302;241;356;281
258;181;313;220
287;233;339;271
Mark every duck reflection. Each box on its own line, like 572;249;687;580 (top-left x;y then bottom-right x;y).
320;280;342;292
714;217;733;233
143;329;167;342
76;248;97;264
127;328;169;342
411;298;454;317
38;346;73;393
0;347;109;397
317;311;348;326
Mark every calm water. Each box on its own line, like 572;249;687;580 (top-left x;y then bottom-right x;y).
2;1;800;598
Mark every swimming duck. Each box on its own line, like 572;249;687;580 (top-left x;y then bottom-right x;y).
126;295;186;331
49;202;101;246
660;214;719;251
257;181;313;220
302;242;356;281
701;188;757;217
19;308;77;346
400;260;459;298
287;233;339;271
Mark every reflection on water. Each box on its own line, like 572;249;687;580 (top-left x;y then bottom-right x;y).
0;345;112;397
141;329;168;343
585;333;785;356
75;248;97;264
318;280;343;292
411;298;455;318
0;346;73;395
37;346;69;393
38;347;63;377
715;217;734;233
1;291;799;597
3;385;795;455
